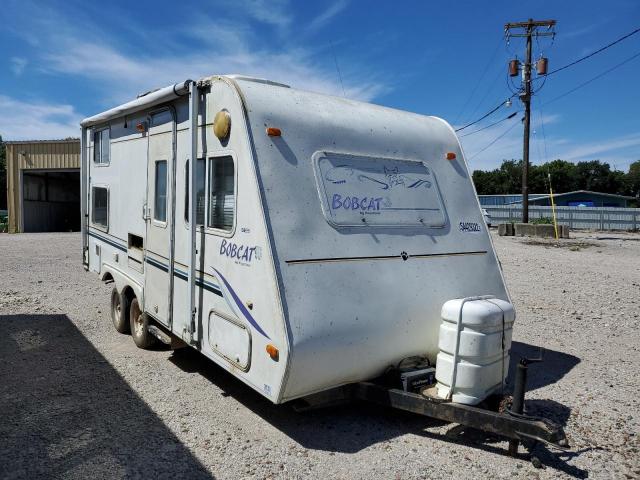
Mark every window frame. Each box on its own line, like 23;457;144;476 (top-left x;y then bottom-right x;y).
92;127;111;167
183;157;206;228
153;159;168;227
205;153;237;237
90;184;109;232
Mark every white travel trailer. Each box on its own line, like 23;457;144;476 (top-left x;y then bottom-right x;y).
81;75;566;452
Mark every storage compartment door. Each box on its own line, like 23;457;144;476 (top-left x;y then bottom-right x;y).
209;311;251;371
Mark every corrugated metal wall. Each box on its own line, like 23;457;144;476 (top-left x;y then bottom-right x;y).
6;140;80;233
484;205;640;231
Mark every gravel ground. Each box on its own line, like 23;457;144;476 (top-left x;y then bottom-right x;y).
1;231;639;479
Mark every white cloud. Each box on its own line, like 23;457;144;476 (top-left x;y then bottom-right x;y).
32;7;386;108
218;0;293;29
308;0;349;33
1;0;387;144
459;109;640;173
0;96;81;140
557;132;640;163
10;57;28;76
42;38;385;106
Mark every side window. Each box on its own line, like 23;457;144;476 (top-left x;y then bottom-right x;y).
207;155;235;231
91;186;109;230
184;158;206;225
154;160;168;222
93;128;110;165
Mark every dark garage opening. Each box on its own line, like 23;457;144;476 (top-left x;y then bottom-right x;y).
22;171;80;232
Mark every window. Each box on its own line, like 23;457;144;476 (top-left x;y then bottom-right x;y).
154;160;168;222
92;186;109;229
184;158;206;225
150;109;173;127
313;152;446;228
93;128;110;165
207;156;235;231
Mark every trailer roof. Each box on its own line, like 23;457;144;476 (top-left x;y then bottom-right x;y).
80;75;291;128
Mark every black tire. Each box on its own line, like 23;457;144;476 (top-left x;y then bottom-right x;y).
129;298;157;349
111;288;130;334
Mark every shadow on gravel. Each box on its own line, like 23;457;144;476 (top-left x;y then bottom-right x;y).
171;341;587;477
170;348;448;453
509;341;581;392
0;314;212;480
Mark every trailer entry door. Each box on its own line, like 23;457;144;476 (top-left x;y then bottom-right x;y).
144;109;175;327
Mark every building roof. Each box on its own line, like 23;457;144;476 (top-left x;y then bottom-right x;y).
529;190;636;202
478;194;546;197
4;139;80;144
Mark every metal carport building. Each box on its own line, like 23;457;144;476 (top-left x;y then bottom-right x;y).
5;139;80;233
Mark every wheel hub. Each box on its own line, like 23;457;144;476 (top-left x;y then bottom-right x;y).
133;312;144;337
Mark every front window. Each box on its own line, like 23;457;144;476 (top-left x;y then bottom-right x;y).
313;152;446;228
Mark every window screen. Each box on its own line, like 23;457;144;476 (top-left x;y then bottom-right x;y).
154;160;167;222
208;156;235;231
93;129;110;164
92;186;109;229
184;158;206;225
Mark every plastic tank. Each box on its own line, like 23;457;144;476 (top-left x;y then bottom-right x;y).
435;298;515;405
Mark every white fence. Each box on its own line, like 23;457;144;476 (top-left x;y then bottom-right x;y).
483;205;640;231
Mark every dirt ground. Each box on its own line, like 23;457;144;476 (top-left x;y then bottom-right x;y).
0;231;638;479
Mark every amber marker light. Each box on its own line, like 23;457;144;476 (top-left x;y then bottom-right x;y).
266;127;281;137
136;122;147;133
446;152;457;160
266;344;279;361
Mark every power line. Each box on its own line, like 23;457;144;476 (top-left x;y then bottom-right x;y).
453;38;503;124
543;50;640;106
459;111;519;137
469;116;522;160
538;98;549;164
464;63;506;123
455;94;515;132
543;26;640;77
329;40;346;97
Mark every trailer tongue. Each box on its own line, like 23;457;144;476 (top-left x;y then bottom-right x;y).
297;359;568;457
352;381;568;454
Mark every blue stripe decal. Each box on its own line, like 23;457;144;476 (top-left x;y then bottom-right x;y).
212;267;270;340
145;256;168;272
88;230;127;252
89;231;225;301
145;256;223;297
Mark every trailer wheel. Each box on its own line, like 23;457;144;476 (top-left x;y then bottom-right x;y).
129;298;157;349
111;288;130;334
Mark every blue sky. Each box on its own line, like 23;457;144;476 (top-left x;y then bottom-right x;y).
1;0;639;171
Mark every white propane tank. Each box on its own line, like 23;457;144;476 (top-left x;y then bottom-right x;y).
435;297;515;405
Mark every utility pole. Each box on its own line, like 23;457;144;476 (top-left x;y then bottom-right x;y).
505;19;556;223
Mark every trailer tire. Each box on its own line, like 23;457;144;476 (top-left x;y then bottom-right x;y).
111;288;130;334
129;298;157;349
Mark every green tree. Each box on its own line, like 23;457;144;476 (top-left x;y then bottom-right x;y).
574;160;622;193
544;160;578;193
625;160;640;198
472;158;635;196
